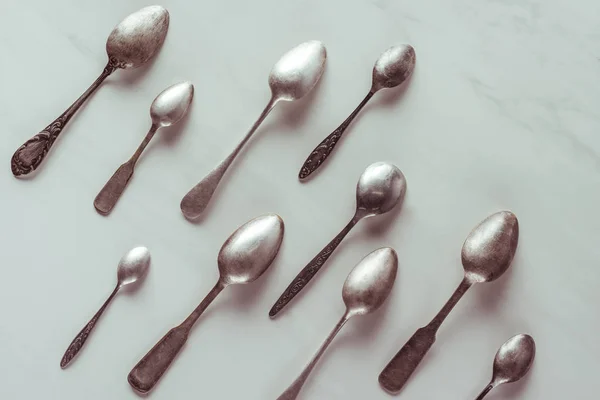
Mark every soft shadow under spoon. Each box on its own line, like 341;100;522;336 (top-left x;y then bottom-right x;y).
269;162;406;318
180;40;327;220
60;246;150;369
277;247;398;400
378;211;519;394
474;334;536;400
128;214;284;394
11;6;169;177
94;81;194;215
298;44;415;180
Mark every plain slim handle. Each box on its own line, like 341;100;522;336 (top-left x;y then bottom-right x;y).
378;326;437;394
94;162;135;215
474;383;494;400
128;325;190;394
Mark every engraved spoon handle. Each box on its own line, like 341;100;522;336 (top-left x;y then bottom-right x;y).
94;124;159;215
269;216;359;317
474;383;495;400
298;91;374;179
60;283;120;368
180;97;278;220
127;281;224;394
378;278;472;393
11;59;120;177
277;312;349;400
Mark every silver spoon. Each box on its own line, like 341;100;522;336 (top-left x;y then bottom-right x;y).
60;246;150;369
94;81;194;215
11;6;169;177
269;162;406;317
277;247;398;400
128;214;285;394
474;334;536;400
180;40;327;220
298;44;416;180
378;211;520;394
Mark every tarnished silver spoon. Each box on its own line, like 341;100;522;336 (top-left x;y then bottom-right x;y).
94;81;194;215
128;214;284;394
474;334;536;400
60;246;150;368
277;247;398;400
11;6;169;177
298;44;415;180
269;162;406;317
379;211;520;394
180;40;327;220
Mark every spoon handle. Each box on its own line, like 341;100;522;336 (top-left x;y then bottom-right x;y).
277;312;349;400
378;278;472;393
60;284;119;369
269;217;358;317
180;97;277;220
298;91;374;180
128;281;224;394
11;58;122;177
474;383;494;400
93;124;159;215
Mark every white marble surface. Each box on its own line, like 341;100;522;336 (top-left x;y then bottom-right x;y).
1;0;599;399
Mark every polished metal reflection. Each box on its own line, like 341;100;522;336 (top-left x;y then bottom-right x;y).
94;81;194;215
60;246;150;368
298;44;416;180
378;211;520;394
277;248;398;400
269;162;406;317
128;214;285;394
474;334;536;400
180;40;327;220
11;6;169;176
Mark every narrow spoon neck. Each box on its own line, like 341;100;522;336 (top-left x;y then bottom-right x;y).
427;276;473;332
474;382;496;400
129;124;160;165
180;280;226;331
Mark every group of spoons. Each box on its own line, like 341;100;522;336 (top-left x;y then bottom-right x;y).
12;4;537;399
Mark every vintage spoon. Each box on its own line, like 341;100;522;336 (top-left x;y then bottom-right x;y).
378;211;520;394
180;40;327;220
298;44;415;180
94;81;194;215
128;214;284;393
11;6;169;177
474;334;536;400
277;247;398;400
60;246;150;368
269;162;406;317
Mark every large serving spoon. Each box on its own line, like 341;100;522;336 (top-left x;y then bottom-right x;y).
474;334;536;400
94;81;194;215
60;246;150;369
11;6;169;177
277;247;398;400
298;44;415;180
180;40;327;220
128;214;284;394
269;162;406;317
378;211;520;394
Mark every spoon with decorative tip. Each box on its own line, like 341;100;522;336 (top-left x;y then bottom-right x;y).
11;6;169;177
269;162;406;318
128;214;284;394
94;81;194;215
277;247;398;400
474;334;536;400
298;44;415;180
378;211;519;394
180;40;327;220
60;246;150;369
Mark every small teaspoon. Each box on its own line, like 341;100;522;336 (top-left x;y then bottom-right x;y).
93;81;194;215
60;246;150;369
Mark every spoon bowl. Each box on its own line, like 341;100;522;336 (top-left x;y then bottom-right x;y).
462;211;519;283
150;81;194;126
218;214;285;285
343;247;398;316
493;334;536;385
371;44;416;92
117;246;151;286
356;162;406;216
